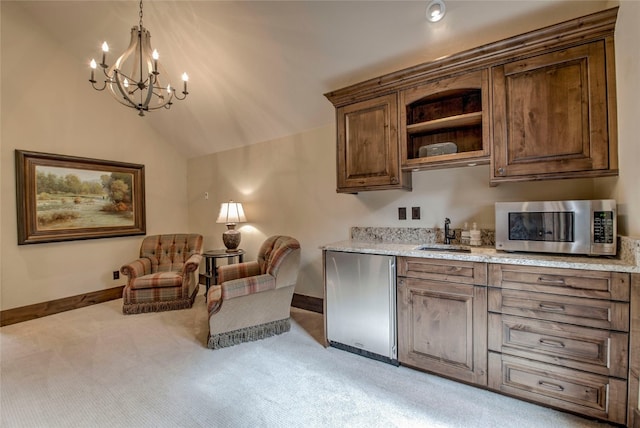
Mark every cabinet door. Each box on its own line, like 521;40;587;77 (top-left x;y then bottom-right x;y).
335;94;411;192
397;276;487;385
491;40;617;183
400;69;490;171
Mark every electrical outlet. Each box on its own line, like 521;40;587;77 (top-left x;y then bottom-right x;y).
113;271;119;280
398;207;407;220
412;207;420;220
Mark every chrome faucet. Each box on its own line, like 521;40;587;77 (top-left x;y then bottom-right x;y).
444;218;456;245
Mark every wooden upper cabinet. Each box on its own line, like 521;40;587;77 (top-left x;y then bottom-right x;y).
325;8;618;191
491;39;618;184
335;94;411;193
400;70;490;171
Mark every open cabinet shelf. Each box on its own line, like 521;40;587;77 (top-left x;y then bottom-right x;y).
400;71;490;171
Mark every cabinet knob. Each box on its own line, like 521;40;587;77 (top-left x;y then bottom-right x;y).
497;167;505;175
390;176;398;184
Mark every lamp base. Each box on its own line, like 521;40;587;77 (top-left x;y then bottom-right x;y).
222;225;241;251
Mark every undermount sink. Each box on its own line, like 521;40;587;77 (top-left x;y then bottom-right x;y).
414;244;472;253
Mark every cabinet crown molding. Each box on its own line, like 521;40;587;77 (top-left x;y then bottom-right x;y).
324;7;618;107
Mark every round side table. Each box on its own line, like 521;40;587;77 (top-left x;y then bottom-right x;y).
202;249;245;296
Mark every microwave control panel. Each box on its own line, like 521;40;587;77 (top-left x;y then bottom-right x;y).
593;211;615;244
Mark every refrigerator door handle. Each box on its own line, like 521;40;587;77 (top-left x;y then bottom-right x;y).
388;258;397;360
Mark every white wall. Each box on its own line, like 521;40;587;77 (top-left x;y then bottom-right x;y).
2;1;637;313
0;4;190;310
596;0;640;238
189;125;598;298
188;1;640;301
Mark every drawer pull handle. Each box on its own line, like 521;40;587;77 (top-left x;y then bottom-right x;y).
537;276;566;285
538;381;564;391
539;338;565;348
538;303;565;312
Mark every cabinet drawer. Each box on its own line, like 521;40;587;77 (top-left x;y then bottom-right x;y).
489;264;630;301
399;257;487;285
488;288;629;331
488;314;628;378
488;353;627;425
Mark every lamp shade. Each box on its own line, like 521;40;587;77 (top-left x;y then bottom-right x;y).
216;201;247;224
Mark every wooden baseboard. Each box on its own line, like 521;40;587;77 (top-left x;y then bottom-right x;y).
291;293;323;314
1;289;320;326
0;286;124;327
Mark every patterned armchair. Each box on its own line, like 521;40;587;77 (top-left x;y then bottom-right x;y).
207;235;301;349
121;234;203;314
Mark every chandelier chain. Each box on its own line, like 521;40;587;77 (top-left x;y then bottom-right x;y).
139;0;144;28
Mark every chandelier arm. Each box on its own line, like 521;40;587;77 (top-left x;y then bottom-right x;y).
137;29;145;87
173;90;187;101
149;85;175;110
90;80;108;91
112;71;140;109
108;27;140;81
141;75;155;109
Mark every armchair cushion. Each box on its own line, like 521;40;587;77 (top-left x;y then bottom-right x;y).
129;272;182;289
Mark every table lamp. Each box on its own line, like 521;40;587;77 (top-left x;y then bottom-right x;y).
216;201;247;251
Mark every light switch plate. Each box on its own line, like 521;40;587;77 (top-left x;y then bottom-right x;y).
398;207;407;220
412;207;420;220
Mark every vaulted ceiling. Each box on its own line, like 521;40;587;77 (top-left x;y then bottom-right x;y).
12;0;612;158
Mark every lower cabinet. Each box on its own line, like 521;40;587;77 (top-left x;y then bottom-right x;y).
395;258;634;425
397;257;488;385
487;263;631;425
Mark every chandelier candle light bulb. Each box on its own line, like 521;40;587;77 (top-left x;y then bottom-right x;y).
182;73;189;94
152;49;159;74
101;41;108;66
89;59;97;81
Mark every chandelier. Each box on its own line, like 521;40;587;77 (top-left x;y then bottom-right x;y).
89;0;188;116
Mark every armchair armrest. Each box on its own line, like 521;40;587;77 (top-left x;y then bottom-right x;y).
120;258;152;279
218;261;260;284
182;253;203;274
221;274;276;300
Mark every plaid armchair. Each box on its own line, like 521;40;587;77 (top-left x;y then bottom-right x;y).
206;235;301;349
121;234;203;314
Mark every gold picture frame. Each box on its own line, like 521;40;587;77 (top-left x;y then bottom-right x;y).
15;150;146;245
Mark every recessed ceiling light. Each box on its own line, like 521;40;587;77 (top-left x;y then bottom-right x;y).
426;0;446;23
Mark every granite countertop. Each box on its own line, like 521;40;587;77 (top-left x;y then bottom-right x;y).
320;237;640;274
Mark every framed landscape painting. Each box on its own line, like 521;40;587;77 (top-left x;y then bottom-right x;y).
15;150;146;245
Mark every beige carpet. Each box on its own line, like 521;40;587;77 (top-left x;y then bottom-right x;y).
1;293;615;428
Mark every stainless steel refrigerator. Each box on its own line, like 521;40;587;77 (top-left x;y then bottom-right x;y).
325;250;397;365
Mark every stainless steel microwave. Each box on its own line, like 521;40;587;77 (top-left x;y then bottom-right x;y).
495;200;616;256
